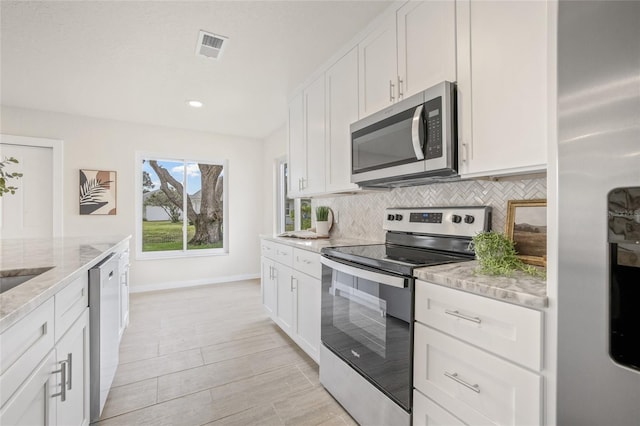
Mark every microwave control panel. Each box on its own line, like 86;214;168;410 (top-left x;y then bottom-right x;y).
425;96;443;160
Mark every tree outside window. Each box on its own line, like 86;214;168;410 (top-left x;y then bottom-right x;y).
140;157;227;254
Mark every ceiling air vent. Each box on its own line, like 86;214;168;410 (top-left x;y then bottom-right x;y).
195;30;228;60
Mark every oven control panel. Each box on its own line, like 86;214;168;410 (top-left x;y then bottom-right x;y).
383;206;492;237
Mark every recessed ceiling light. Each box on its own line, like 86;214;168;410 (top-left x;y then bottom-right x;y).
187;100;203;108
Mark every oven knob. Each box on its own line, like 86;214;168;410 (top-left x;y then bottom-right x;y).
395;214;403;221
387;214;395;221
464;215;475;224
451;214;462;223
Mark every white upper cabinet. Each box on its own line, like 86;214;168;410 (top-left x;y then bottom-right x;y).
457;0;548;178
358;13;398;117
287;93;306;197
397;0;457;100
304;74;326;195
287;75;326;197
359;1;457;117
325;47;359;193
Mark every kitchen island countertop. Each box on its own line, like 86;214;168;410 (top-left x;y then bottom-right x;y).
414;260;548;309
0;235;130;333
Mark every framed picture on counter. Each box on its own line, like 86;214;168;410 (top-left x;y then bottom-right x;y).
505;199;547;266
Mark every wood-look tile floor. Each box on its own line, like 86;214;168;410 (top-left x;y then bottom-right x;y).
97;279;357;426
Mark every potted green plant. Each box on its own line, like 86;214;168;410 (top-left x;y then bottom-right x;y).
471;231;544;278
315;206;331;237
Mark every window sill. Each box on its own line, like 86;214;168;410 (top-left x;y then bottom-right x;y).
136;248;228;261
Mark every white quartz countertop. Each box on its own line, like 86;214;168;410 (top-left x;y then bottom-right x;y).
0;235;131;333
260;235;382;253
414;260;548;309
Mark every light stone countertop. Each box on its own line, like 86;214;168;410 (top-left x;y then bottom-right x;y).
414;260;548;309
260;235;382;253
0;235;131;333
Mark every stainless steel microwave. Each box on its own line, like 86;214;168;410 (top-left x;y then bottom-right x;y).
350;81;457;187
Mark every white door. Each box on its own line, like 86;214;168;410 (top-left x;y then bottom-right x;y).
397;0;457;99
303;74;326;195
294;272;321;361
457;0;548;177
0;135;63;238
274;262;294;335
358;13;398;117
325;47;359;193
0;350;57;426
287;94;306;197
56;310;90;426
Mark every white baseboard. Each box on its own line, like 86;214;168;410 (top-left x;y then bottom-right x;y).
130;273;260;293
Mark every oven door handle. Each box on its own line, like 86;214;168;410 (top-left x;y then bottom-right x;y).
321;256;407;289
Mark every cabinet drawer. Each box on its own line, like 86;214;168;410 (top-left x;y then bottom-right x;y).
55;273;88;341
414;324;542;426
413;389;464;426
293;248;321;279
0;298;55;407
261;240;293;266
415;280;543;370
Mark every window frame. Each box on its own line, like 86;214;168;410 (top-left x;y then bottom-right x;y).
135;152;229;260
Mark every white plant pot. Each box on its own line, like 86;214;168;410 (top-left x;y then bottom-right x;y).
316;221;330;237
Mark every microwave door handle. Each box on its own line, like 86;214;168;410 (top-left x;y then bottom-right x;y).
321;256;407;289
411;104;425;160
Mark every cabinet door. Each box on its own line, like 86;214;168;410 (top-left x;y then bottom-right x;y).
413;389;465;426
414;324;542;426
119;250;130;340
261;257;277;317
457;0;548;177
303;74;326;195
287;92;305;197
358;13;398;117
274;262;294;335
397;0;456;99
0;351;57;426
56;310;90;426
119;268;129;340
293;273;321;363
325;47;359;193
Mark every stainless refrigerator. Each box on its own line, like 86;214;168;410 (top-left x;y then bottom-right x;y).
557;1;640;425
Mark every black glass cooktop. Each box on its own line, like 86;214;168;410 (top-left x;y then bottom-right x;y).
321;244;473;276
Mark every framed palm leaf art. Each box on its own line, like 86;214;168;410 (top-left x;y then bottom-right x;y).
79;169;117;215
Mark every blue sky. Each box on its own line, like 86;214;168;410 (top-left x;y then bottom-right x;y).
143;160;202;195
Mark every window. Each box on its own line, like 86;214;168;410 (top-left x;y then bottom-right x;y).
137;154;228;258
275;158;311;233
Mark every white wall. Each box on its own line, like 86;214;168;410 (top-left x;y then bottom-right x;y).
261;125;287;235
1;106;265;291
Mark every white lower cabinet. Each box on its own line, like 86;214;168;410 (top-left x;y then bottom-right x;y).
54;310;90;426
261;239;321;363
413;389;464;426
0;351;57;426
292;270;321;360
261;257;277;316
1;283;91;426
413;280;544;426
274;262;294;336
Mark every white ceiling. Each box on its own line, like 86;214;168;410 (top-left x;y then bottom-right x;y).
1;1;390;139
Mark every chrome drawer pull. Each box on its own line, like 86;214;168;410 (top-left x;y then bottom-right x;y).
52;360;68;401
444;371;480;393
445;309;482;324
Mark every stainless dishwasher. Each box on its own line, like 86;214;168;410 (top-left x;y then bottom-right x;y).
89;253;120;423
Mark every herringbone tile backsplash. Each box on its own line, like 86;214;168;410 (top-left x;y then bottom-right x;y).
314;177;546;242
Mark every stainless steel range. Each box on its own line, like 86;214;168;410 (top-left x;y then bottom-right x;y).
319;206;492;425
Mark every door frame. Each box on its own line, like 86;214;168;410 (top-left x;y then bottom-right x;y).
0;134;64;237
